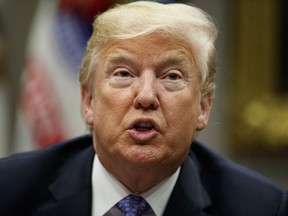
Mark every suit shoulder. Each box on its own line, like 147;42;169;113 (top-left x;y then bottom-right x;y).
191;141;286;215
0;135;93;180
0;135;94;215
191;141;282;188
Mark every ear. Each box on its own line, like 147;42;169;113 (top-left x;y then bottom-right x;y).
196;93;213;131
81;85;94;126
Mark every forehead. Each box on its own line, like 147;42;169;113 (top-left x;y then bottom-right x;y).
101;33;196;67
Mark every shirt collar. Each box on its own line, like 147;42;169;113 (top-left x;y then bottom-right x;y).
92;154;180;216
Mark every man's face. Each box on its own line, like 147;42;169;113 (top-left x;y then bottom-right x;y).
82;33;211;176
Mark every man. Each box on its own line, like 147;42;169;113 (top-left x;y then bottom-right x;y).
0;1;287;216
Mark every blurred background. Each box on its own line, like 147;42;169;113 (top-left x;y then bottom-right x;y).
0;0;287;187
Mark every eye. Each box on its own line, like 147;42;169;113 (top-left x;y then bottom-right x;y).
114;70;132;78
165;72;182;80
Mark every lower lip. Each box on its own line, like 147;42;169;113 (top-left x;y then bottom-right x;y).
128;128;158;142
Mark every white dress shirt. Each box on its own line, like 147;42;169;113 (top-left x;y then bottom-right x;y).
91;155;180;216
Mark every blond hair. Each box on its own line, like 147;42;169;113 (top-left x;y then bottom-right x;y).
79;1;218;97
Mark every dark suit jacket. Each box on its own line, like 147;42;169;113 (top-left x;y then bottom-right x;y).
0;135;287;216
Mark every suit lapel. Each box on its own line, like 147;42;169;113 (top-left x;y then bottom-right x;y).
34;145;95;216
163;151;212;216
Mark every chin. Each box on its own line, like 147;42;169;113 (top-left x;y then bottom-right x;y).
121;145;168;166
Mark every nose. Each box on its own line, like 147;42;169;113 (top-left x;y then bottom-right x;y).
133;71;160;110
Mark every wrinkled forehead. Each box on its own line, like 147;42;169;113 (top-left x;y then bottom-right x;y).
100;33;197;68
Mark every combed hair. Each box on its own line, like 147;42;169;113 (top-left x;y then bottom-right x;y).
79;1;218;97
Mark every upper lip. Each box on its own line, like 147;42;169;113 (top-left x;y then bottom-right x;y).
129;118;161;132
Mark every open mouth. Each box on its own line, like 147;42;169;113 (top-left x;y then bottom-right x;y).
128;119;159;141
135;122;154;132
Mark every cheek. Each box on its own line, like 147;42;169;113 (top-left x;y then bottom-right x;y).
92;85;134;127
164;93;200;138
166;92;200;122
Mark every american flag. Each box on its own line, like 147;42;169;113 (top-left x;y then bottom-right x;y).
13;0;175;151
